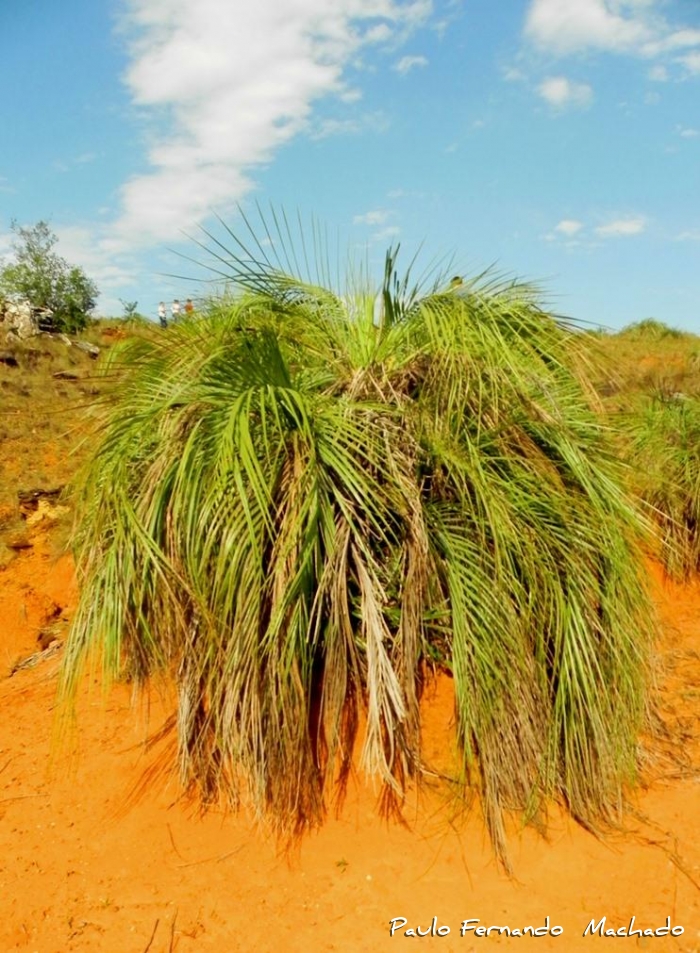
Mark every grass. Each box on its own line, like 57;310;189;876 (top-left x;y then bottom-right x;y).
622;394;700;580
58;228;654;864
590;319;700;405
591;320;700;579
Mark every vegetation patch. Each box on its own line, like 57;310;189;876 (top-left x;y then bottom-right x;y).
592;320;700;580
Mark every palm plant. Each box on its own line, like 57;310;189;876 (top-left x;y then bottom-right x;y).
60;220;652;860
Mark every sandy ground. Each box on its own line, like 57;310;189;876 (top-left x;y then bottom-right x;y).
1;538;700;953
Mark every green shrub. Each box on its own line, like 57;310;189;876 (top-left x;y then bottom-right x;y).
625;394;700;580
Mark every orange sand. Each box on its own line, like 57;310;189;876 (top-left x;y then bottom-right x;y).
1;542;699;952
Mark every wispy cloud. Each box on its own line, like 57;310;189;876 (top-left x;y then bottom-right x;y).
678;51;700;74
372;224;401;242
55;225;139;292
678;126;699;139
524;0;700;56
523;0;700;71
543;218;587;243
648;64;668;81
555;219;583;236
53;152;100;174
537;76;593;108
525;0;651;56
106;0;432;252
394;54;428;74
352;210;400;241
365;23;394;43
339;88;363;103
310;111;389;140
354;209;390;226
595;215;647;237
676;229;700;242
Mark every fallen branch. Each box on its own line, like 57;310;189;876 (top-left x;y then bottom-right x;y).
9;640;63;677
0;793;48;804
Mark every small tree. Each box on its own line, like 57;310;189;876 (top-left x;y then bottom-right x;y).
119;299;139;319
0;220;98;333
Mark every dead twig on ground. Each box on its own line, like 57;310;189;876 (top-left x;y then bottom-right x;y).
0;792;48;804
141;918;159;953
169;911;178;953
166;823;185;861
175;845;243;868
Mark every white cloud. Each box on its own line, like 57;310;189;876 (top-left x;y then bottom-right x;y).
312;118;360;139
645;28;700;57
354;209;390;226
54;225;138;293
537;76;593;108
595;215;647;237
678;126;699;138
648;64;668;81
524;0;652;56
676;229;700;241
365;23;393;43
678;51;700;74
339;87;363;103
311;110;389;140
555;219;583;235
394;54;428;74
106;0;432;252
524;0;700;63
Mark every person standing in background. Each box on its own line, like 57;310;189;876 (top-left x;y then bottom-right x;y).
171;299;181;322
158;301;167;328
185;298;194;315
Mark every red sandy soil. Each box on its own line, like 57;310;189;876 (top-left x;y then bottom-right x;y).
1;540;700;953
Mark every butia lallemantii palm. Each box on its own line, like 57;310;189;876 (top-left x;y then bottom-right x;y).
60;227;652;860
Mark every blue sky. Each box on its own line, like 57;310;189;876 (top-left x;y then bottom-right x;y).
1;0;699;330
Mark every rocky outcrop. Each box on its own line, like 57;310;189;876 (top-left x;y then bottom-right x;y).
0;298;53;341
